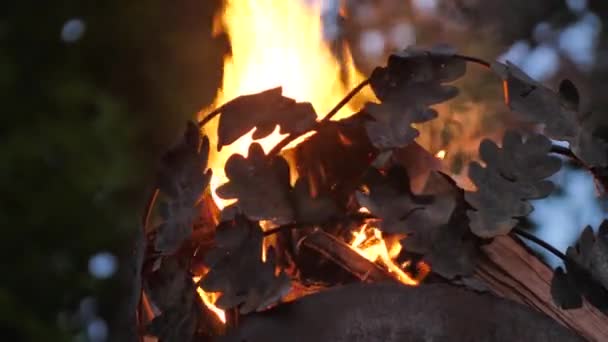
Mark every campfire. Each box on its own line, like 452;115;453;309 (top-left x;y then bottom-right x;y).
135;1;608;341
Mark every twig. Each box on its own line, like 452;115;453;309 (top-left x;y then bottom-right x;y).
550;144;608;193
550;144;580;162
512;227;567;262
454;54;492;68
268;78;371;156
197;106;223;128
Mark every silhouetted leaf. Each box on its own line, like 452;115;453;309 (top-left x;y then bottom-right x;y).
551;267;582;310
551;222;608;312
356;166;436;234
493;61;608;166
145;257;202;341
201;216;291;314
370;45;466;101
217;87;317;149
401;172;479;279
155;122;212;253
217;143;294;224
364;46;464;150
291;178;338;224
465;131;561;238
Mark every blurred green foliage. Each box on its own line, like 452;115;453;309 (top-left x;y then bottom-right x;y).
1;1;224;340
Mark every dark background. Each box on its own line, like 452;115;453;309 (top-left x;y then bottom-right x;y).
2;1;607;341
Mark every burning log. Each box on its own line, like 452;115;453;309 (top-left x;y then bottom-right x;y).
220;282;583;342
298;229;396;283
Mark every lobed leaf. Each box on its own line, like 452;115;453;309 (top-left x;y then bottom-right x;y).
217;87;317;150
201;216;291;314
399;172;479;279
363;45;465;151
217;143;294;224
155;122;212;253
551;221;608;312
465;131;561;238
493;61;608;167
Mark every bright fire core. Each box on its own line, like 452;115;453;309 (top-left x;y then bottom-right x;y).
197;0;423;323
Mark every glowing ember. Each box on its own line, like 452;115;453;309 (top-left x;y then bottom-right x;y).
201;0;370;209
192;276;226;323
349;224;427;286
435;149;447;160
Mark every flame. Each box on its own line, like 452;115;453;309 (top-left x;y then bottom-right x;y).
435;149;446;160
202;0;370;209
192;276;226;323
349;224;428;286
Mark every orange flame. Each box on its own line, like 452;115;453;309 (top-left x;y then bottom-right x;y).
435;149;446;160
196;0;372;318
201;0;370;209
192;276;226;323
349;224;428;286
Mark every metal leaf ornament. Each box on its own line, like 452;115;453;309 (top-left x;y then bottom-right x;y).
217;143;294;224
355;166;434;234
364;46;465;150
465;131;561;238
201;216;291;314
155;122;212;253
217;87;317;150
551;221;608;311
494;62;608;167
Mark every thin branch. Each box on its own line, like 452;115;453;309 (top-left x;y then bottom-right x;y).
512;227;567;262
550;144;580;162
550;144;608;193
454;54;492;68
268;78;371;156
320;78;371;123
197;106;223;128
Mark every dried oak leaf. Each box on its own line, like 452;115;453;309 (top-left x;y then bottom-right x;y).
493;62;608;166
370;45;466;101
291;178;338;224
465;131;561;238
201;216;291;314
400;171;479;279
155;121;212;253
217;143;294;224
551;222;608;311
145;257;201;342
217;87;317;150
355;166;434;234
364;46;464;150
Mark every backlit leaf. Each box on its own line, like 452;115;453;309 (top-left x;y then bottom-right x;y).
465;131;561;238
217;87;317;150
201;216;291;314
217;143;294;224
493;61;608;167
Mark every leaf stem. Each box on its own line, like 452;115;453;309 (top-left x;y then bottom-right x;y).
512;227;567;261
267;78;371;156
